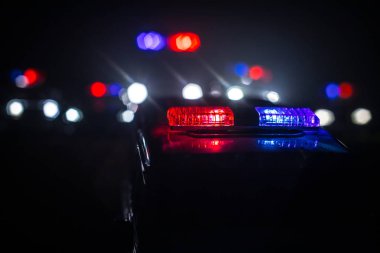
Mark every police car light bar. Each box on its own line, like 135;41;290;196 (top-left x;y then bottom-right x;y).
255;107;320;127
167;106;234;127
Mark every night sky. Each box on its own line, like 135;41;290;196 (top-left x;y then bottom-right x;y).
1;1;379;141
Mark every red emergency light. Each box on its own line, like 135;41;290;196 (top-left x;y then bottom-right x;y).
168;33;201;52
167;106;234;127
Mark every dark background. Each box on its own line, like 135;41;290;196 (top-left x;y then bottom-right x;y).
1;1;379;251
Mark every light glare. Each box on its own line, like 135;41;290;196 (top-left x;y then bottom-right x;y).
266;91;280;103
182;83;203;100
65;108;83;123
118;110;134;123
6;99;24;118
227;86;244;101
43;100;60;119
127;82;148;104
351;108;371;125
315;109;335;126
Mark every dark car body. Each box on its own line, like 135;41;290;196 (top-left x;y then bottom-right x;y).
124;97;374;252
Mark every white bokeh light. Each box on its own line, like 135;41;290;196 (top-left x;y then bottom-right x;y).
227;86;244;101
42;99;60;119
241;77;252;85
6;99;24;118
266;91;280;103
15;75;28;88
182;83;203;100
127;82;148;104
315;109;335;126
351;108;372;125
127;102;138;113
118;110;135;123
65;108;83;123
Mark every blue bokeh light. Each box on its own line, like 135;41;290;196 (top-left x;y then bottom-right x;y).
108;83;122;96
325;83;339;99
233;63;249;77
10;69;23;81
136;32;165;51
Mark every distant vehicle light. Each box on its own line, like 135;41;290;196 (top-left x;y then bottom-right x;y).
315;109;335;126
227;86;244;101
167;106;234;127
24;68;39;86
351;108;371;125
241;77;252;85
127;82;148;104
65;108;83;123
108;83;122;96
6;99;25;118
339;82;353;99
249;66;264;80
15;75;29;88
42;99;60;119
136;32;165;51
182;83;203;100
90;82;107;98
266;91;280;103
168;32;200;52
255;107;320;127
118;110;134;123
234;63;249;77
325;83;339;99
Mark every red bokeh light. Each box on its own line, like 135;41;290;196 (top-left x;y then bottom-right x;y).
90;82;107;98
24;68;39;86
339;82;353;99
168;33;201;52
249;66;264;80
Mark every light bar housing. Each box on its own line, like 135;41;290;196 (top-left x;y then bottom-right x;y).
255;107;320;127
167;106;234;127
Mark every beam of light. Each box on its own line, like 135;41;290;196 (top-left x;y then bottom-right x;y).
182;83;203;100
42;99;60;119
197;57;230;88
6;99;25;118
118;110;134;123
101;55;134;83
163;62;188;85
351;108;372;125
265;91;280;103
65;108;83;123
325;83;339;99
315;109;335;126
127;82;148;104
227;86;244;101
